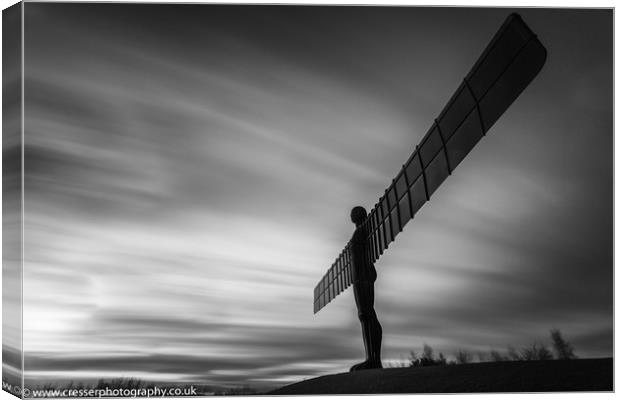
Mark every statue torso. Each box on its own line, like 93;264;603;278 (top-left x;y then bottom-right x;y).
351;225;377;283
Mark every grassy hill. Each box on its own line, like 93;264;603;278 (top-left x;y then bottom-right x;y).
271;358;612;394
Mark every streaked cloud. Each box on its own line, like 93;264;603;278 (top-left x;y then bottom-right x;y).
12;4;612;390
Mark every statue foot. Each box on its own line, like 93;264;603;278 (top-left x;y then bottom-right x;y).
350;359;383;371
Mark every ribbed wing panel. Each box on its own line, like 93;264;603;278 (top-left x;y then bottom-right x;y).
313;244;353;314
314;13;546;314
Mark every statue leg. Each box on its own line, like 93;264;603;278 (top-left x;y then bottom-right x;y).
350;280;383;371
367;309;382;366
364;285;382;368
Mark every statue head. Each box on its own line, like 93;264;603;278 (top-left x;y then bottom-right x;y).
350;206;367;226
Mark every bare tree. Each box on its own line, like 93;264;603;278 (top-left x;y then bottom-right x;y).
455;349;473;364
550;329;576;360
422;344;434;360
420;344;436;366
408;350;420;367
489;349;506;362
520;343;553;361
538;345;553;360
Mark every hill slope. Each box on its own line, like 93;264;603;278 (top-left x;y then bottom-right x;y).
271;358;612;394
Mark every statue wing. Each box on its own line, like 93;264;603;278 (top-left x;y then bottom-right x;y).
314;13;547;314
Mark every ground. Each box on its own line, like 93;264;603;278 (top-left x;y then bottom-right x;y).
270;358;612;394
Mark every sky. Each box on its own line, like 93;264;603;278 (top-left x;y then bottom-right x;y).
4;3;613;391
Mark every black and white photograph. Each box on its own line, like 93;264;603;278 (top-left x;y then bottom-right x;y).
2;2;614;396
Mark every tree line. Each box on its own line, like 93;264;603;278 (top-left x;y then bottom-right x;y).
387;328;576;368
